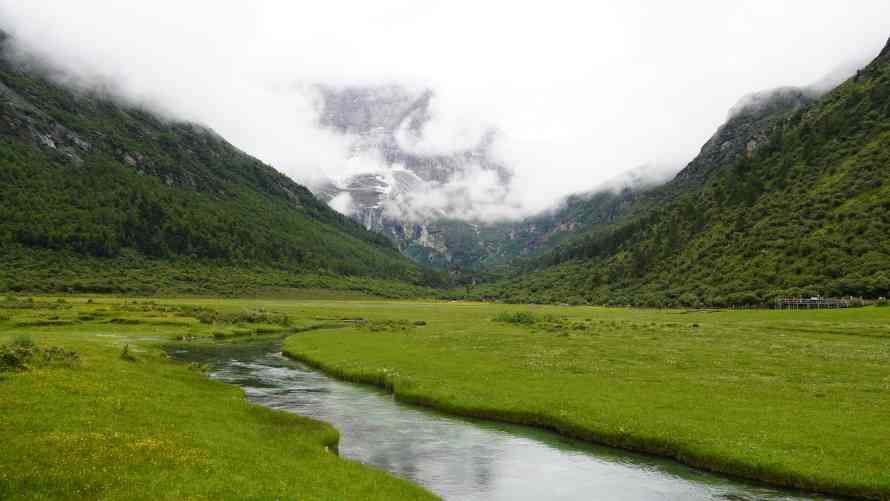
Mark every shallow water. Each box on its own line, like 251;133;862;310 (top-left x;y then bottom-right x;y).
172;341;832;501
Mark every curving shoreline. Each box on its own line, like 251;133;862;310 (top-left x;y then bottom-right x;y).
282;340;882;501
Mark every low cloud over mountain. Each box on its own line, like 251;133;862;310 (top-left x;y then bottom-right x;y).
312;84;519;228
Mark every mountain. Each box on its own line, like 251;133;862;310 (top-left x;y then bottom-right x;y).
310;85;677;271
472;39;890;305
0;32;438;295
312;84;519;268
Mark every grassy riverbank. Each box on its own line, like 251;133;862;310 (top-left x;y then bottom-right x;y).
0;296;437;500
282;303;890;500
5;295;889;500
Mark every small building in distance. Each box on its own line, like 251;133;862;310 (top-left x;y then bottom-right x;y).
774;297;851;310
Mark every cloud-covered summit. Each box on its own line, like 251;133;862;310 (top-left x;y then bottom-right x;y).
2;1;889;224
313;84;517;228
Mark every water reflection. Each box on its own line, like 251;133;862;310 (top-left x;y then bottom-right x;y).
173;342;831;501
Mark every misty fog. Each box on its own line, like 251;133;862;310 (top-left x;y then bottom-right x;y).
2;1;889;221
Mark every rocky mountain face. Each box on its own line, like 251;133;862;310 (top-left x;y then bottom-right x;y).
312;81;811;272
672;86;816;189
313;85;516;268
307;49;861;281
311;85;668;270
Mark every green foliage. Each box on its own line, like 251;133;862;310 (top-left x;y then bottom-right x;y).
0;295;69;310
216;309;289;326
360;319;414;332
0;338;79;372
398;189;637;274
0;245;438;298
494;312;619;334
0;53;447;293
493;311;546;325
0;344;31;371
12;334;34;348
187;361;209;373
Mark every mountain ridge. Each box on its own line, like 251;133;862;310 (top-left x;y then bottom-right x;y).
308;82;829;274
0;33;440;295
466;39;890;304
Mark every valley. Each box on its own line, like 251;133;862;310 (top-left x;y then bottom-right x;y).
1;7;890;501
3;296;888;499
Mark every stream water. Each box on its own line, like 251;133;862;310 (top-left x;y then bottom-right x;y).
171;341;831;501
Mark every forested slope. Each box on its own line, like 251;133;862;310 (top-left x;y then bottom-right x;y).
477;39;890;306
0;32;438;295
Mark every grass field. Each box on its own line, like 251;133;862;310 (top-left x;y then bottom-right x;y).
0;295;436;501
3;296;889;500
280;301;890;500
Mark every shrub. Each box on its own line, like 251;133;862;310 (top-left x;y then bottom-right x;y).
110;318;141;325
188;362;208;373
0;344;32;371
361;320;412;332
0;340;78;371
38;346;79;367
192;308;289;326
120;344;137;362
195;310;217;324
13;334;35;348
494;311;545;325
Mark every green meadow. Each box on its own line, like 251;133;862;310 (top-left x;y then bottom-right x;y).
2;295;889;499
282;301;890;500
0;296;436;501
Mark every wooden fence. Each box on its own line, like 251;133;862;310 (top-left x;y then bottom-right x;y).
774;297;851;310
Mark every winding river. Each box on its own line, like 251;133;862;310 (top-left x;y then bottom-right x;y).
172;341;831;501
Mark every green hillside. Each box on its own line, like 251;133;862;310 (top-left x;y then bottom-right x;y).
0;33;441;295
475;40;890;306
387;184;647;277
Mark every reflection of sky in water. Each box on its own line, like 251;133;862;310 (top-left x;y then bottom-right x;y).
184;345;831;501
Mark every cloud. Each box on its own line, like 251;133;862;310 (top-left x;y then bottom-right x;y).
328;192;354;215
394;95;495;156
379;165;522;223
1;1;889;217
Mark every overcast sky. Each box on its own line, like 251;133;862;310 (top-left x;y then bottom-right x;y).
2;1;890;216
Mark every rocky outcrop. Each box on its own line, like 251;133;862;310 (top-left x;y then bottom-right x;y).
0;34;315;213
675;87;815;186
313;84;515;265
0;78;93;164
874;36;890;67
312;80;827;272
